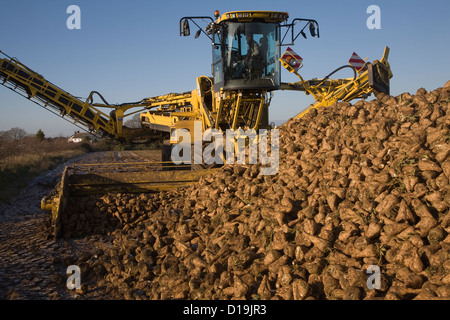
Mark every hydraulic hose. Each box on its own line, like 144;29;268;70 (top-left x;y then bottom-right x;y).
86;90;111;105
315;65;358;88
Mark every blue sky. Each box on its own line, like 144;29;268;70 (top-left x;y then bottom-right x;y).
1;0;449;137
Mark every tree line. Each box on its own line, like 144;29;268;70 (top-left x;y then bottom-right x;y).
0;127;46;142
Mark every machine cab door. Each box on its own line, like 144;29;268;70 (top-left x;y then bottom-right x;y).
212;21;281;92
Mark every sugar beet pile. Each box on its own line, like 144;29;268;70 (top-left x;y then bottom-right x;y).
63;82;450;300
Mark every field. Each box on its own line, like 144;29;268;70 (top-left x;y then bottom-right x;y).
0;135;91;202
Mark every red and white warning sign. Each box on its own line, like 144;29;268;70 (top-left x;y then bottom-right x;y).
348;52;366;71
280;47;303;73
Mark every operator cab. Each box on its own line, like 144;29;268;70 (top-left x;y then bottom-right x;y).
211;12;289;92
211;11;289;92
180;11;319;93
181;11;290;93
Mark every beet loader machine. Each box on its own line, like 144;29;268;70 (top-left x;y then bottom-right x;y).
0;10;392;237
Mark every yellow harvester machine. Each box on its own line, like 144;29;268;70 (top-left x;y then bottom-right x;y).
0;10;392;237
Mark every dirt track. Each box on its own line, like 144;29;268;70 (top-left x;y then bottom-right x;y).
0;150;160;299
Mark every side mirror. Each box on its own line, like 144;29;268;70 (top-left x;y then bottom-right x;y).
181;19;190;36
309;22;316;37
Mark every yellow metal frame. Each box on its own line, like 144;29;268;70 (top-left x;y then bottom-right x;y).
41;162;217;238
217;11;289;23
280;46;392;120
139;76;270;146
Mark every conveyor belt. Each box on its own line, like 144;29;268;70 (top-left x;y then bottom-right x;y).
0;51;116;138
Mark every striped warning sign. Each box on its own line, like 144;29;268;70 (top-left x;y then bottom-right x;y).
348;52;366;71
281;47;303;72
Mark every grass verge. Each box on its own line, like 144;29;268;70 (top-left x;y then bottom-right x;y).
0;149;86;203
0;143;87;203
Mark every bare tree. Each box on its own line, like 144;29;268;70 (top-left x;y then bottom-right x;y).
124;114;142;128
1;127;28;141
